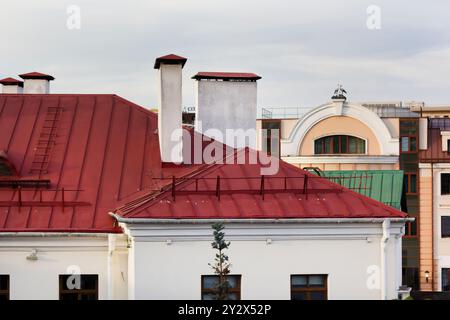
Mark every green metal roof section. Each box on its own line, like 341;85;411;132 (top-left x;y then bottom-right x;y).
320;170;404;209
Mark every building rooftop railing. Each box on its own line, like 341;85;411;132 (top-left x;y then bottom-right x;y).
259;101;423;120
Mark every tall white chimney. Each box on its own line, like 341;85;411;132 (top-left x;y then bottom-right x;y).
19;72;54;94
0;77;24;93
192;72;261;149
154;54;187;163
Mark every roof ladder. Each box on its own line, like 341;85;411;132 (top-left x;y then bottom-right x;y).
29;106;63;175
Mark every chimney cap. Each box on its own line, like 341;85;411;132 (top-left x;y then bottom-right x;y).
191;72;262;81
154;54;187;69
19;72;55;81
0;77;24;87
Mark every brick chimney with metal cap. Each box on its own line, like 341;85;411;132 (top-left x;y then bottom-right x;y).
19;72;54;94
154;54;187;164
0;77;24;93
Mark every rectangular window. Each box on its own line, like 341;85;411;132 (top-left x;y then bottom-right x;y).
402;268;419;290
0;275;9;301
443;268;450;291
401;137;409;152
447;140;450;154
291;275;328;300
59;274;98;300
442;216;450;238
441;173;450;195
261;120;281;158
201;275;241;300
404;218;418;237
404;173;417;194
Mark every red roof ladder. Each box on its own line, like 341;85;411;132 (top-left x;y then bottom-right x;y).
30;105;64;175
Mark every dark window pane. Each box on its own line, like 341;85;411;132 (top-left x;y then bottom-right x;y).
410;220;417;236
0;275;8;290
202;293;215;300
291;275;308;288
441;174;450;195
442;216;450;237
80;294;97;301
81;275;97;290
410;174;417;193
309;275;325;286
404;175;409;194
60;293;79;301
203;276;218;289
314;140;322;154
291;292;307;300
324;137;332;153
443;269;450;291
348;136;357;153
410;137;417;151
341;135;347;153
333;137;339;153
310;291;327;300
401;137;409;152
405;222;410;235
227;293;239;300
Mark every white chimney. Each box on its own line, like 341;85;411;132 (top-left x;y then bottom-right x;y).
192;72;261;149
19;72;54;94
0;77;24;93
154;54;187;164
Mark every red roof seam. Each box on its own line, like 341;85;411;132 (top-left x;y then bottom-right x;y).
17;97;43;174
6;97;25;153
90;96;116;228
47;96;78;229
69;97;97;228
139;117;150;191
116;106;132;200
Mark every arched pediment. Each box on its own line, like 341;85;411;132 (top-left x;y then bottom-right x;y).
281;101;399;156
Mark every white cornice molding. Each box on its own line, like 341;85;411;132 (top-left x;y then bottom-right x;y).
281;102;399;157
282;155;399;164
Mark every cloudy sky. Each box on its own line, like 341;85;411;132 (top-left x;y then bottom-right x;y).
2;0;450;110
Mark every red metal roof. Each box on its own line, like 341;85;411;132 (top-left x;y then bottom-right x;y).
0;94;162;232
19;72;55;80
0;93;406;233
192;72;261;81
0;77;24;87
115;148;407;220
154;54;187;69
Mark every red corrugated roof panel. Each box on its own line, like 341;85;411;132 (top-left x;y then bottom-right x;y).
0;94;162;232
114;148;407;220
192;72;261;81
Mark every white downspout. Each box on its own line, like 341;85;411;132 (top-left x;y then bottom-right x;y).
380;219;390;300
107;234;116;300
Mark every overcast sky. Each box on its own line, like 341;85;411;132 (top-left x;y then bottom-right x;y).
2;0;450;110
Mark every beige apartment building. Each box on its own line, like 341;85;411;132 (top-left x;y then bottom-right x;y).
256;92;450;294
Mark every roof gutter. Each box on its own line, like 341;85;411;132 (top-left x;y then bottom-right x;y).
110;213;413;225
0;232;110;238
